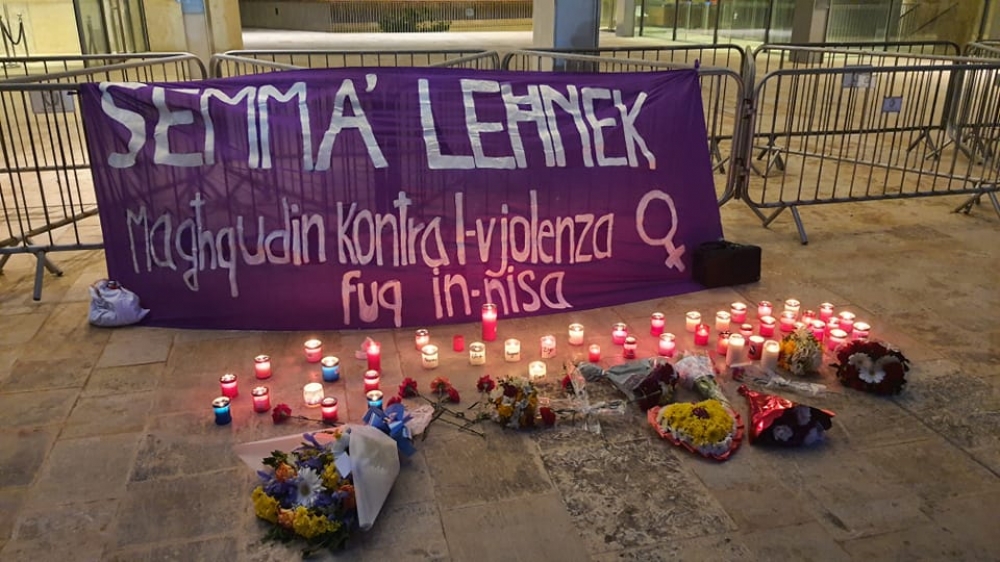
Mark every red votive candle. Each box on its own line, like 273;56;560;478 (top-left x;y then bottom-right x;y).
251;386;270;413
748;335;765;360
623;336;638;359
414;329;430;351
694;324;711;346
254;355;271;379
363;370;381;392
366;341;381;372
716;331;731;355
650;312;665;337
757;300;773;319
739;323;754;338
453;335;465;352
611;323;628;345
759;316;776;337
481;303;498;342
730;302;748;324
321;397;338;424
588;344;601;363
810;320;826;342
819;303;835;323
220;373;238;398
779;311;797;333
658;333;676;357
304;339;323;363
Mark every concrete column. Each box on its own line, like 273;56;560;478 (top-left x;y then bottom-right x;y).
178;0;213;76
208;0;243;51
790;0;829;63
616;0;636;37
532;0;601;49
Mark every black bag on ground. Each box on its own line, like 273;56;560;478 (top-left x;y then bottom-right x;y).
693;240;761;288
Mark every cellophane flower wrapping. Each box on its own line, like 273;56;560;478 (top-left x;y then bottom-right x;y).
675;353;729;407
738;385;834;446
598;358;678;410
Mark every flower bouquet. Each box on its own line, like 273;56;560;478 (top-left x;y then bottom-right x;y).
738;385;834;447
833;340;910;395
489;376;540;429
675;353;729;407
778;327;823;376
647;399;744;461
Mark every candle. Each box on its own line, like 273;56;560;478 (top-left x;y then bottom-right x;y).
715;311;731;332
540;335;557;359
761;340;781;371
827;328;849;351
784;299;801;318
726;333;748;366
837;311;856;333
481;303;498;342
623;335;638;359
254;355;272;379
453;334;465;352
504;339;521;362
819;303;835;322
801;310;817;324
366;341;381;372
650;312;665;336
212;397;232;426
251;386;270;413
658;333;677;357
779;311;797;333
588;344;601;363
304;339;323;363
759;316;776;337
568;323;585;345
320;356;340;382
851;321;871;341
421;344;439;369
809;320;826;342
748;335;765;360
694;324;710;346
303;383;324;408
716;331;731;355
730;302;748;324
219;373;238;398
320;397;338;424
825;318;840;336
363;370;381;392
739;323;754;338
528;361;547;381
468;342;486;365
611;323;628;345
366;390;384;409
414;329;430;351
757;300;773;318
685;311;701;333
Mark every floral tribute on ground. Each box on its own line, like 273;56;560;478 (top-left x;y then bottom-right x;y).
738;385;834;446
833;340;910;395
778;327;823;377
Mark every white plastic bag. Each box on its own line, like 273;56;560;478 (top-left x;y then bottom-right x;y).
88;279;149;327
349;425;401;531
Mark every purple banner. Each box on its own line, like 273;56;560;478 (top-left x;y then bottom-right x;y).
80;67;723;330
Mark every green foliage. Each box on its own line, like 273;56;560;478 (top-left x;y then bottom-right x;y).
378;7;451;33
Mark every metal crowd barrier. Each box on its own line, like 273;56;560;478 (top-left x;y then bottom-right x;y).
0;53;206;83
212;49;500;78
964;42;1000;60
0;53;206;300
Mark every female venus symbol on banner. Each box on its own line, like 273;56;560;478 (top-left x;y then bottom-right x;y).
635;190;686;272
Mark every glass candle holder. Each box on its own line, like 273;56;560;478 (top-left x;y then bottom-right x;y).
685;311;701;333
611;323;628;345
658;333;677;357
588;344;601;362
251;386;270;413
761;340;781;371
321;356;340;383
694;324;710;346
784;299;801;318
366;341;381;372
739;323;754;338
254;355;272;379
623;335;638;359
730;302;748;324
504;339;521;362
715;311;731;332
303;383;324;408
810;320;826;342
212;397;232;426
819;303;835;323
363;370;381;392
759;316;776;337
219;373;238;398
528;361;547;381
837;311;856;334
320;397;339;424
568;323;585;345
421;344;440;369
468;342;486;365
827;329;849;351
851;321;871;341
650;312;665;336
414;329;430;351
757;300;773;319
366;390;384;409
453;335;465;352
716;331;731;356
801;310;817;324
779;311;797;333
726;333;748;366
540;335;557;359
748;335;765;360
304;339;323;363
481;303;498;342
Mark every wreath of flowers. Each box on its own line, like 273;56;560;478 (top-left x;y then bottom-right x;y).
489;376;540;429
833;340;910;395
648;399;743;461
778;327;823;376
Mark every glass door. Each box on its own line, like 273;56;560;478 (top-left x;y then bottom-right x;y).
75;0;110;54
74;0;148;54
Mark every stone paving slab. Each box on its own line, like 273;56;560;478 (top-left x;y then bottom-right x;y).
28;433;141;507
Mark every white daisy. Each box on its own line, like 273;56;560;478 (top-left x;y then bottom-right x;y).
847;353;873;373
794;405;812;426
772;425;794;442
294;467;324;507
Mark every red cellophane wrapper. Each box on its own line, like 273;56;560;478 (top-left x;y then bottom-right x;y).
738;385;835;447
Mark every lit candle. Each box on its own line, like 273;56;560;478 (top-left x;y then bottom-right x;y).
421;344;439;369
611;323;628;345
825;318;840;336
303;383;324;407
254;355;272;379
363;370;381;392
212;396;232;426
739;323;754;338
694;324;710;346
685;311;701;333
251;386;270;413
650;312;665;336
366;341;381;372
801;310;817;324
481;303;498;342
759;316;776;337
321;356;340;382
651;331;675;358
757;300;773;318
809;320;826;342
715;310;731;332
304;339;323;363
453;335;465;352
588;344;601;362
320;397;338;424
779;311;797;333
568;323;585;345
528;361;547;381
748;335;765;360
784;299;801;318
730;302;748;324
623;335;638;359
837;311;856;334
827;328;849;351
716;331;731;355
414;329;430;351
219;373;238;398
726;333;747;366
468;342;486;365
504;339;521;362
819;303;835;323
366;390;384;409
761;340;781;371
540;335;557;359
851;321;871;341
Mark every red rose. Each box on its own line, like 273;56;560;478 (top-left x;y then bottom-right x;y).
399;377;419;398
386;395;402;407
271;403;292;424
430;377;452;395
539;407;556;426
476;375;495;393
445;386;460;403
503;383;518;398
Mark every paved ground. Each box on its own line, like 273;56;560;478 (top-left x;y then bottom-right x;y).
1;30;999;562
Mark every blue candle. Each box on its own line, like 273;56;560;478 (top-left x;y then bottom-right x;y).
366;390;384;409
320;356;340;382
212;397;232;426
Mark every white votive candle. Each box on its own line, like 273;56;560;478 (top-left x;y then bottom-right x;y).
468;342;486;365
568;323;585;345
540;335;557;359
761;340;781;371
504;339;521;362
528;361;546;381
784;299;801;318
715;311;731;332
303;383;324;408
685;311;701;333
726;333;748;366
421;344;439;369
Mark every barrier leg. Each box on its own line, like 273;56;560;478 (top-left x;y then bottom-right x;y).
990;192;1000;219
710;137;727;174
31;250;64;302
0;253;10;273
790;206;809;245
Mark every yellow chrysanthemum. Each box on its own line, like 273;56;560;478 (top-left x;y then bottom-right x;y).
497;404;513;419
251;486;279;524
659;400;734;446
321;462;341;489
291;506;341;539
